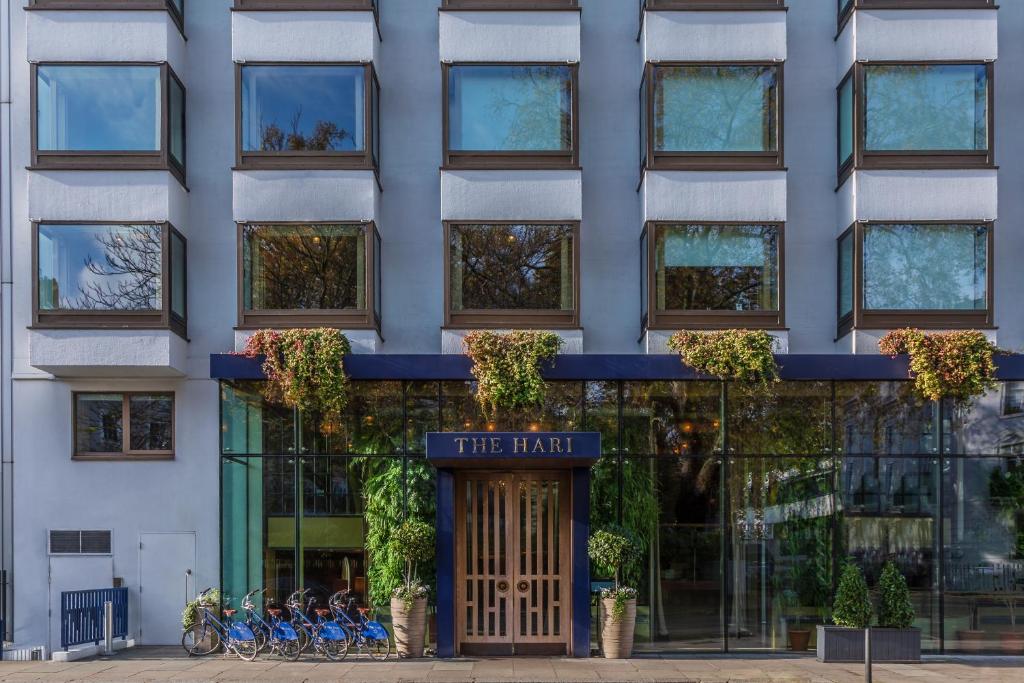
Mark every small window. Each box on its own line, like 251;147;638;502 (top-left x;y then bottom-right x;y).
643;63;782;171
445;222;578;328
34;222;187;337
1003;383;1024;417
74;393;174;459
32;63;186;184
838;71;854;174
838;229;854;322
444;64;578;169
237;64;378;171
239;222;380;330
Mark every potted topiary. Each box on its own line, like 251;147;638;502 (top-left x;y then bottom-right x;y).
817;563;872;662
874;561;921;662
389;519;435;658
589;527;639;659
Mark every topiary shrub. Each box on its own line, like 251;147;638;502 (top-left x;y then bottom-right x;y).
390;519;435;610
833;563;872;629
588;526;640;622
667;329;779;387
879;329;1000;402
877;561;915;629
464;330;562;416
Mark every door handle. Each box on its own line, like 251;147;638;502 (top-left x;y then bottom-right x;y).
517;580;530;593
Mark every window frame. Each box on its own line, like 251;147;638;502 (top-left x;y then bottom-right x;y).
836;220;994;339
73;391;175;460
28;1;185;36
837;61;995;186
443;220;581;329
644;0;785;8
839;1;995;34
641;220;785;332
32;220;188;338
442;62;580;170
236;221;381;333
641;61;785;172
30;62;187;186
442;0;578;8
234;62;380;175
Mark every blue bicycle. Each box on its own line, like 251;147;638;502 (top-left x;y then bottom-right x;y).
264;601;302;660
239;589;273;654
329;590;391;660
181;588;258;661
304;596;350;661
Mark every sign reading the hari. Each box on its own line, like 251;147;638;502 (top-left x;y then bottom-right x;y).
426;432;601;460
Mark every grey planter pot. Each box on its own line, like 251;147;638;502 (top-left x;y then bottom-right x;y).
816;626;921;663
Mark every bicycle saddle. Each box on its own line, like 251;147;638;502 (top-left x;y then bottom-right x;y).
267;608;283;617
223;609;237;617
357;607;370;615
315;608;331;617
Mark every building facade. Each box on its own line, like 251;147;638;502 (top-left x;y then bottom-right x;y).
3;0;1024;658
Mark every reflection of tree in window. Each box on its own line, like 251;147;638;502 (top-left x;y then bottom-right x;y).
129;395;172;451
259;107;354;152
77;396;123;453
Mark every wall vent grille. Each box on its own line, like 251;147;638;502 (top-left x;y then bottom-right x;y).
48;530;112;556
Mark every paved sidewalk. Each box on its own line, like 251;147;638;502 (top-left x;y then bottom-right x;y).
0;647;1022;683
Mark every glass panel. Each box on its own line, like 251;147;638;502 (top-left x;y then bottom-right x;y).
374;230;382;322
945;388;1011;456
241;65;365;152
371;73;380;167
584;381;619;456
76;393;124;454
406;382;440;455
220;380;297;456
835;382;937;456
863;223;988;311
301;382;403;456
170;231;186;319
838;231;853;319
622;381;722;457
170;0;184;15
441;381;581;433
640;229;649;322
448;65;573;152
728;382;832;455
449;223;574;312
243;224;366;311
654;224;779;312
169;74;186;168
37;65;161;151
129;394;173;451
640;72;649;167
653;65;778;152
1003;384;1024;420
865;64;988;152
37;223;162;311
838;76;854;167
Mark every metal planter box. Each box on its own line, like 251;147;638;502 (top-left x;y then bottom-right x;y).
816;626;921;663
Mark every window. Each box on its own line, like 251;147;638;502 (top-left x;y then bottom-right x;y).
837;62;993;183
643;222;783;330
445;222;578;328
32;63;186;184
237;64;379;171
33;222;187;337
1003;383;1024;418
642;63;783;171
74;392;174;459
239;222;380;330
837;222;992;337
444;64;578;169
28;1;185;34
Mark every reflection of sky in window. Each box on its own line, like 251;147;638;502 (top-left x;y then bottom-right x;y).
241;66;364;151
37;66;160;151
449;66;571;151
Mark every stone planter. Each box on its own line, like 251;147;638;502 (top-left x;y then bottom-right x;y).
600;597;637;659
788;628;811;652
1000;630;1024;654
391;596;427;658
956;629;987;652
816;626;920;663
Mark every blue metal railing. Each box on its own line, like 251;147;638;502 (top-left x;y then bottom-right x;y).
60;588;128;651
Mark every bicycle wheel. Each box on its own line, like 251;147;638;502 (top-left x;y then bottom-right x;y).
233;639;259;662
321;636;349;662
293;621;312;654
365;635;391;661
183;624;221;657
251;624;268;653
277;638;301;661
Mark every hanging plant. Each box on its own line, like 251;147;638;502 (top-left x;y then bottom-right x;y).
667;329;779;386
240;328;352;424
463;330;562;416
879;329;1000;402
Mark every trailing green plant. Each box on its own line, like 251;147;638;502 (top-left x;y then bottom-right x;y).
832;563;872;629
879;329;1000;402
877;561;915;629
589;526;640;622
667;330;779;387
240;328;351;425
390;519;436;610
463;330;562;416
182;589;220;631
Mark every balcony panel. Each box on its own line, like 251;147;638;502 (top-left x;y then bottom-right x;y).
28;171;188;231
440;170;582;221
641;170;787;224
841;170;997;228
231;10;378;62
642;11;786;62
439;11;581;62
232;170;379;223
29;329;188;378
442;329;582;355
234;329;381;354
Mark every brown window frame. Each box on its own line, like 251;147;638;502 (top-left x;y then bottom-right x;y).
27;1;185;36
235;62;380;176
839;1;995;34
837;61;995;187
442;0;579;8
237;221;381;333
836;220;994;339
73;391;175;460
32;221;187;338
644;0;785;9
641;220;785;332
641;61;785;173
442;63;580;170
443;221;581;330
30;62;187;187
234;0;374;8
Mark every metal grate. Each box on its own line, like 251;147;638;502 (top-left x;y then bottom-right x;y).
48;530;112;556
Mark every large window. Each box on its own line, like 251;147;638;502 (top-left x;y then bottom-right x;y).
642;63;782;171
33;63;186;183
643;222;782;330
75;392;174;459
239;222;380;330
837;222;992;337
237;64;379;171
445;222;578;328
34;222;187;336
444;64;577;169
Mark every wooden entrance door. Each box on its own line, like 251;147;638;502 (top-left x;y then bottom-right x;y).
455;471;571;655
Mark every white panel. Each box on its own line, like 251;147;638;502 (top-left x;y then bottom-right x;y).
29;329;189;377
838;329;998;355
852;170;997;222
441;170;582;221
837;177;855;234
27;11;185;74
231;11;377;63
854;10;997;62
836;16;856;80
232;170;378;222
28;171;188;231
644;329;789;355
442;329;582;355
234;329;381;354
439;11;581;62
643;11;786;62
642;170;787;223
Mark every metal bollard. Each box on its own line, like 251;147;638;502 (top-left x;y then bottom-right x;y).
864;627;872;683
101;601;114;657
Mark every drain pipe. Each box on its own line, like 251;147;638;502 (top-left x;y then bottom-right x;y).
0;0;14;647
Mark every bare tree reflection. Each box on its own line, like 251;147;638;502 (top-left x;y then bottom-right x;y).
259;108;355;152
72;225;161;311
